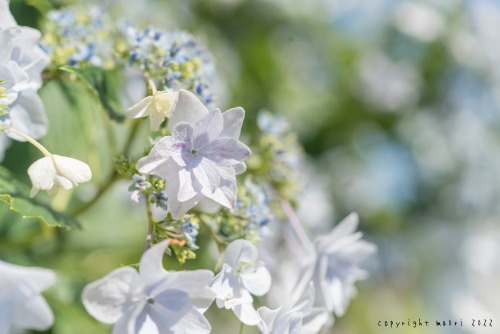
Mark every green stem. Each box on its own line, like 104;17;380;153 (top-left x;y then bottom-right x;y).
144;190;155;252
70;171;120;216
199;218;225;271
7;128;51;157
123;119;142;157
239;323;245;334
70;117;143;216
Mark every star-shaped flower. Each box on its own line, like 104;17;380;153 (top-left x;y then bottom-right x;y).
0;260;56;333
257;283;328;334
137;89;251;219
27;154;92;197
126;90;178;131
210;240;271;326
82;240;215;334
300;213;376;318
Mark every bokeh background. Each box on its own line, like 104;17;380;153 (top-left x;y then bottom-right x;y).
1;0;500;333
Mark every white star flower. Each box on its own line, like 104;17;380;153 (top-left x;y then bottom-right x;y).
210;239;271;326
27;154;92;197
82;240;215;334
0;260;56;333
0;0;50;142
258;283;328;334
137;89;251;220
126;90;178;131
298;213;376;318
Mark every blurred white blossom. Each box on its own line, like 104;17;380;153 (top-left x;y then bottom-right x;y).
210;239;271;325
298;213;376;318
82;240;215;334
0;260;56;333
0;0;49;144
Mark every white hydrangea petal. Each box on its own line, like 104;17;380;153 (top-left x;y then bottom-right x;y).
233;162;247;175
53;175;74;190
82;267;144;324
0;261;56;292
169;305;211;334
52;155;92;184
224;240;258;268
138;240;169;284
154;91;177;118
196;197;221;214
220;107;245;139
302;308;329;334
172;122;193;144
240;264;271;296
7;91;48;140
192;156;220;193
233;301;260;326
258;307;281;334
5;60;29;91
112;303;144;334
151;270;214;296
137;138;179;175
178;168;199;202
126;96;153;119
190;286;217;313
169;89;208;131
11;295;54;330
149;108;165;132
200;137;251;166
192;108;223;149
209;264;236;301
0;303;10;334
27;156;56;192
0;0;16;28
201;173;236;208
135;310;161;334
163;162;203;219
0;27;18;64
274;312;303;334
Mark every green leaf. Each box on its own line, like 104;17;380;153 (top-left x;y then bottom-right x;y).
0;166;81;230
60;65;126;122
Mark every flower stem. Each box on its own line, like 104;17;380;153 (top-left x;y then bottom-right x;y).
71;171;120;216
279;198;314;253
144;191;155;252
239;323;245;334
199;218;225;271
7;128;51;157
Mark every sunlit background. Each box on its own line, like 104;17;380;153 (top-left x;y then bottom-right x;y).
2;0;500;333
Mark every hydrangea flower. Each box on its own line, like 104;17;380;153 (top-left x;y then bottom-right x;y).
28;154;92;197
124;27;215;104
0;260;56;332
257;283;328;334
0;0;50;143
82;240;215;334
42;5;115;68
137;89;251;220
299;213;376;317
209;240;271;325
128;174;151;204
126;90;177;131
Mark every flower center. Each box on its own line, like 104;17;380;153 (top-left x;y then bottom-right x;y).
191;149;197;155
147;297;155;304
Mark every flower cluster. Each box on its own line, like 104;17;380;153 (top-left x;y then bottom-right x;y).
123;26;216;104
42;5;116;69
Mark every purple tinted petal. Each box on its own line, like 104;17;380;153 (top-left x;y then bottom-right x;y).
192;157;220;193
192;109;223;149
200;138;251;166
169;89;208;132
220;107;245;139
